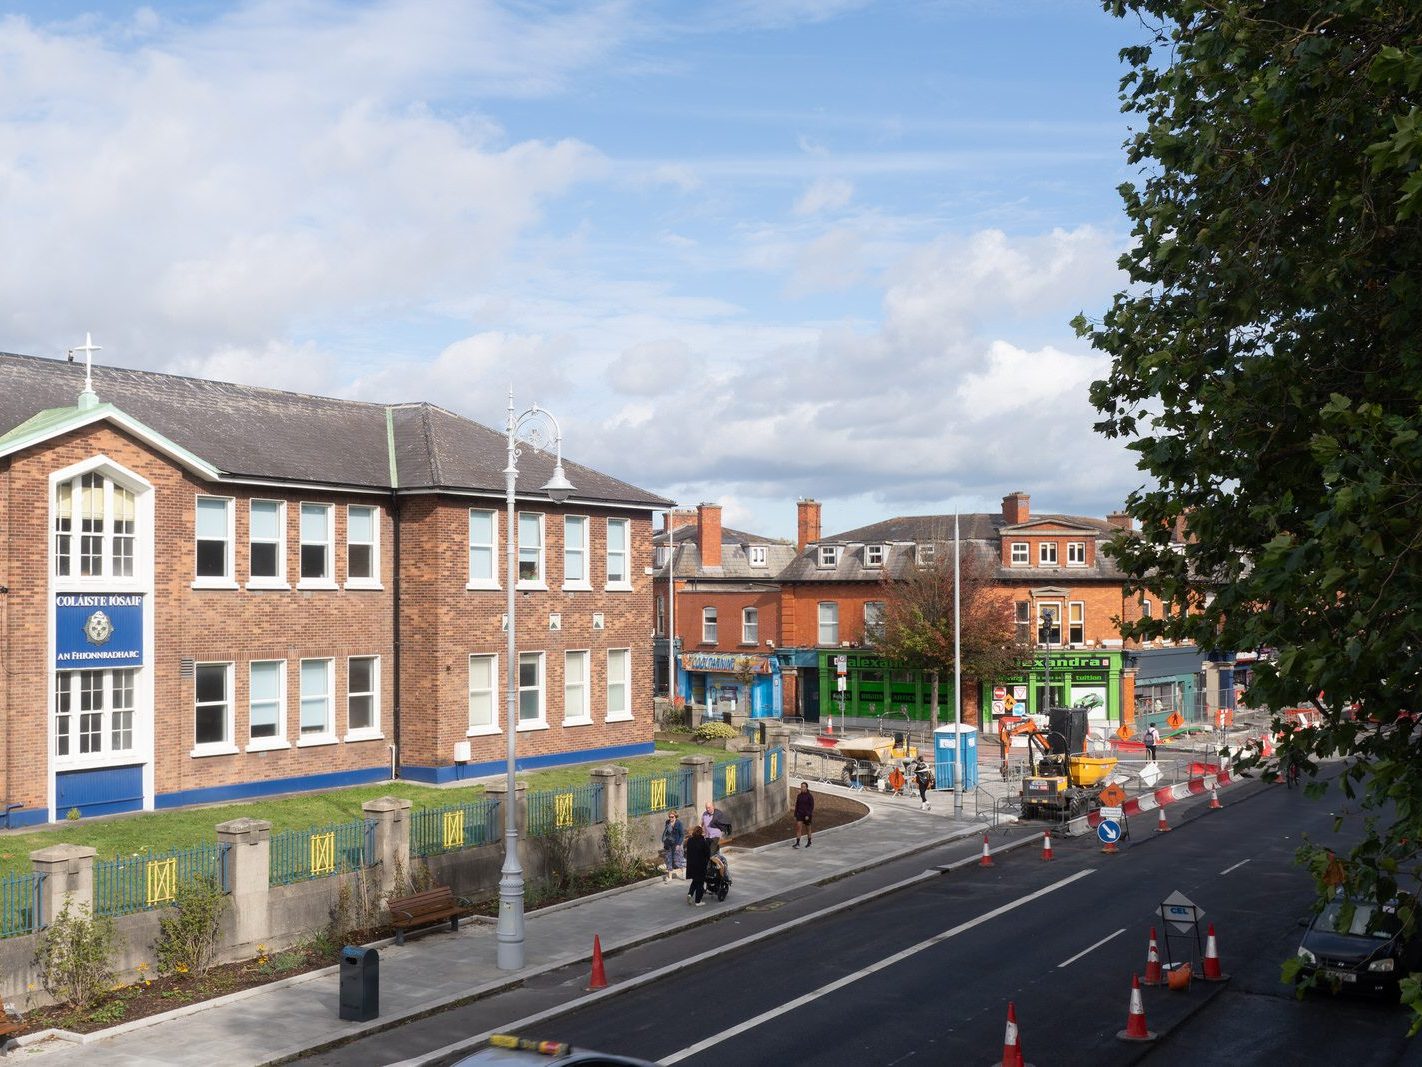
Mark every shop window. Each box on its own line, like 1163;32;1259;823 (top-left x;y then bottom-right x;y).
818;602;840;645
1039;542;1058;566
193;663;234;753
518;652;546;727
749;545;768;567
1067;541;1087;566
1069;602;1085;645
1010;542;1029;565
468;654;499;735
702;607;718;644
347;656;380;737
346;505;379;587
518;512;545;586
564;650;591;725
865;544;884;567
195;496;233;583
298;658;334;742
469;509;498;589
249;500;286;587
607;518;630;588
248;661;286;748
818;545;840;567
742;607;759;644
607;649;632;721
299;504;333;585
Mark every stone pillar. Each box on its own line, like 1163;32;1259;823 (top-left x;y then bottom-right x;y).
215;818;272;952
484;780;529;873
591;766;628;825
762;720;794;808
361;796;412;896
681;755;713;816
731;741;770;827
29;844;96;926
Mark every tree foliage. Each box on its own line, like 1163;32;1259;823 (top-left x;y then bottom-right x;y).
1080;0;1422;1022
869;540;1026;730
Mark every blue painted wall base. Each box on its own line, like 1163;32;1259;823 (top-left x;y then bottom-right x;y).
402;740;656;785
156;765;390;810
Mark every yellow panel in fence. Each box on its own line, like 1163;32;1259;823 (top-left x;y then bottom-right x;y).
311;831;336;876
555;793;574;828
769;752;778;779
651;778;667;810
725;764;737;795
146;857;177;906
443;810;465;849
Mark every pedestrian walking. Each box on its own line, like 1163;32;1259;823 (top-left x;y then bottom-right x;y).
1144;723;1160;762
661;810;684;881
792;781;814;848
913;756;932;811
702;801;730;851
685;824;711;906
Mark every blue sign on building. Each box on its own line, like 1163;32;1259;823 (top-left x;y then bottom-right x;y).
55;594;144;668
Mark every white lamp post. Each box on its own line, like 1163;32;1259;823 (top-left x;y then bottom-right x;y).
498;388;574;971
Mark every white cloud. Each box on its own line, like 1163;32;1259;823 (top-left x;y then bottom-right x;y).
793;177;854;215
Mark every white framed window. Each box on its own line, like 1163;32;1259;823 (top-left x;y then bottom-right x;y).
864;601;885;634
346;656;381;739
748;545;768;567
1067;541;1087;566
1010;542;1029;565
564;650;591;726
818;601;840;645
55;472;138;580
655;544;670;568
194;496;235;586
298;503;334;587
518;512;545;587
606;518;631;588
517;651;546;728
702;606;718;644
248;660;287;750
346;505;380;588
563;516;589;589
1039;541;1058;566
55;668;139;762
607;648;632;722
1037;603;1062;646
655;595;666;637
468;654;499;735
864;545;884;568
468;509;499;589
1068;602;1085;645
298;658;335;744
248;500;287;588
742;607;759;644
193;662;236;755
1015;601;1031;642
1141;598;1154;619
818;545;840;567
916;543;936;565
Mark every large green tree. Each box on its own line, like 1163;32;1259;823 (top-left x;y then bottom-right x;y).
1079;0;1422;1020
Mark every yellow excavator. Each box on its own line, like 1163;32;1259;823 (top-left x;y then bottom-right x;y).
998;707;1116;820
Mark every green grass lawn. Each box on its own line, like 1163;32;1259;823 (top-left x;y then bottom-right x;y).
0;742;730;878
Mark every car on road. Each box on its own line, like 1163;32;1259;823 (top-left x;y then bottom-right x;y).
451;1034;657;1066
1295;893;1422;996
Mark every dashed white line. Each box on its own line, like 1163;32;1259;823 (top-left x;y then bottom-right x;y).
1057;927;1126;968
1220;859;1251;875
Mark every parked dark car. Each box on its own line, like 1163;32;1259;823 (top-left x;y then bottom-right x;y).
1296;894;1422;996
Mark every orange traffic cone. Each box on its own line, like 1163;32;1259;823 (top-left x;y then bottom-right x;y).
979;832;995;868
586;934;608;991
1156;805;1171;833
1116;974;1157;1042
1041;830;1054;861
1202;924;1229;981
995;1001;1032;1067
1141;927;1164;986
1208;784;1223;810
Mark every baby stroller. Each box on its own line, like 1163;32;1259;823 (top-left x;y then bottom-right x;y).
704;851;732;901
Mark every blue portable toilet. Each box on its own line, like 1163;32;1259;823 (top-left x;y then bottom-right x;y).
933;724;979;790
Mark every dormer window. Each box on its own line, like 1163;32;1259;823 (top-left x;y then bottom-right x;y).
916;543;935;565
818;545;840;567
748;545;768;567
1067;541;1087;565
865;544;884;567
1039;542;1058;566
1010;542;1028;565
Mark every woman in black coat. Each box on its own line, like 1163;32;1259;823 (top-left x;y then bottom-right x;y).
684;823;711;906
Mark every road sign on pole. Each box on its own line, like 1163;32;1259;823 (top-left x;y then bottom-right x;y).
1097;819;1122;845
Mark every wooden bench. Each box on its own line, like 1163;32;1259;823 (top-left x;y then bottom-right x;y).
387;886;473;946
0;998;23;1041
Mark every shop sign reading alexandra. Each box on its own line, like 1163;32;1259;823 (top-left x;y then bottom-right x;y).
55;594;144;668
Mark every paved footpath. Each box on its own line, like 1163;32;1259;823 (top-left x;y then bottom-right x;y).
13;787;1003;1067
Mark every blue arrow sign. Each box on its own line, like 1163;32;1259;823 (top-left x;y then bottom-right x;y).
1097;818;1122;844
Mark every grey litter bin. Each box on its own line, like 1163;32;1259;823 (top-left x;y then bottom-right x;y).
339;945;379;1021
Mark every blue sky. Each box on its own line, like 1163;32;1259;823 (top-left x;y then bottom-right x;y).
0;1;1147;538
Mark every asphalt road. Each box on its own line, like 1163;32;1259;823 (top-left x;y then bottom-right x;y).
308;774;1422;1066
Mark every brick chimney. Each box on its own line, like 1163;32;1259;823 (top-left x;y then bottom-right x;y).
698;503;723;568
1106;511;1133;531
1002;492;1030;525
797;498;822;552
668;507;697;532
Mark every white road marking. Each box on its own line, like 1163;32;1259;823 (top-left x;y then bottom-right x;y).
659;869;1097;1065
1220;859;1251;875
1057;927;1125;968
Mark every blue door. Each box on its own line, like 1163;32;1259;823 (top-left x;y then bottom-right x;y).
56;766;144;818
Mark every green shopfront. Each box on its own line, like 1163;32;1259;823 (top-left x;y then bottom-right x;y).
814;650;957;723
980;650;1124;727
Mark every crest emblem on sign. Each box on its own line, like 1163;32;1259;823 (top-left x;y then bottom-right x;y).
84;610;114;646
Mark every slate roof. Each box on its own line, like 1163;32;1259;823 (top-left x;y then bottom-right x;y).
0;351;669;507
652;523;796;581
